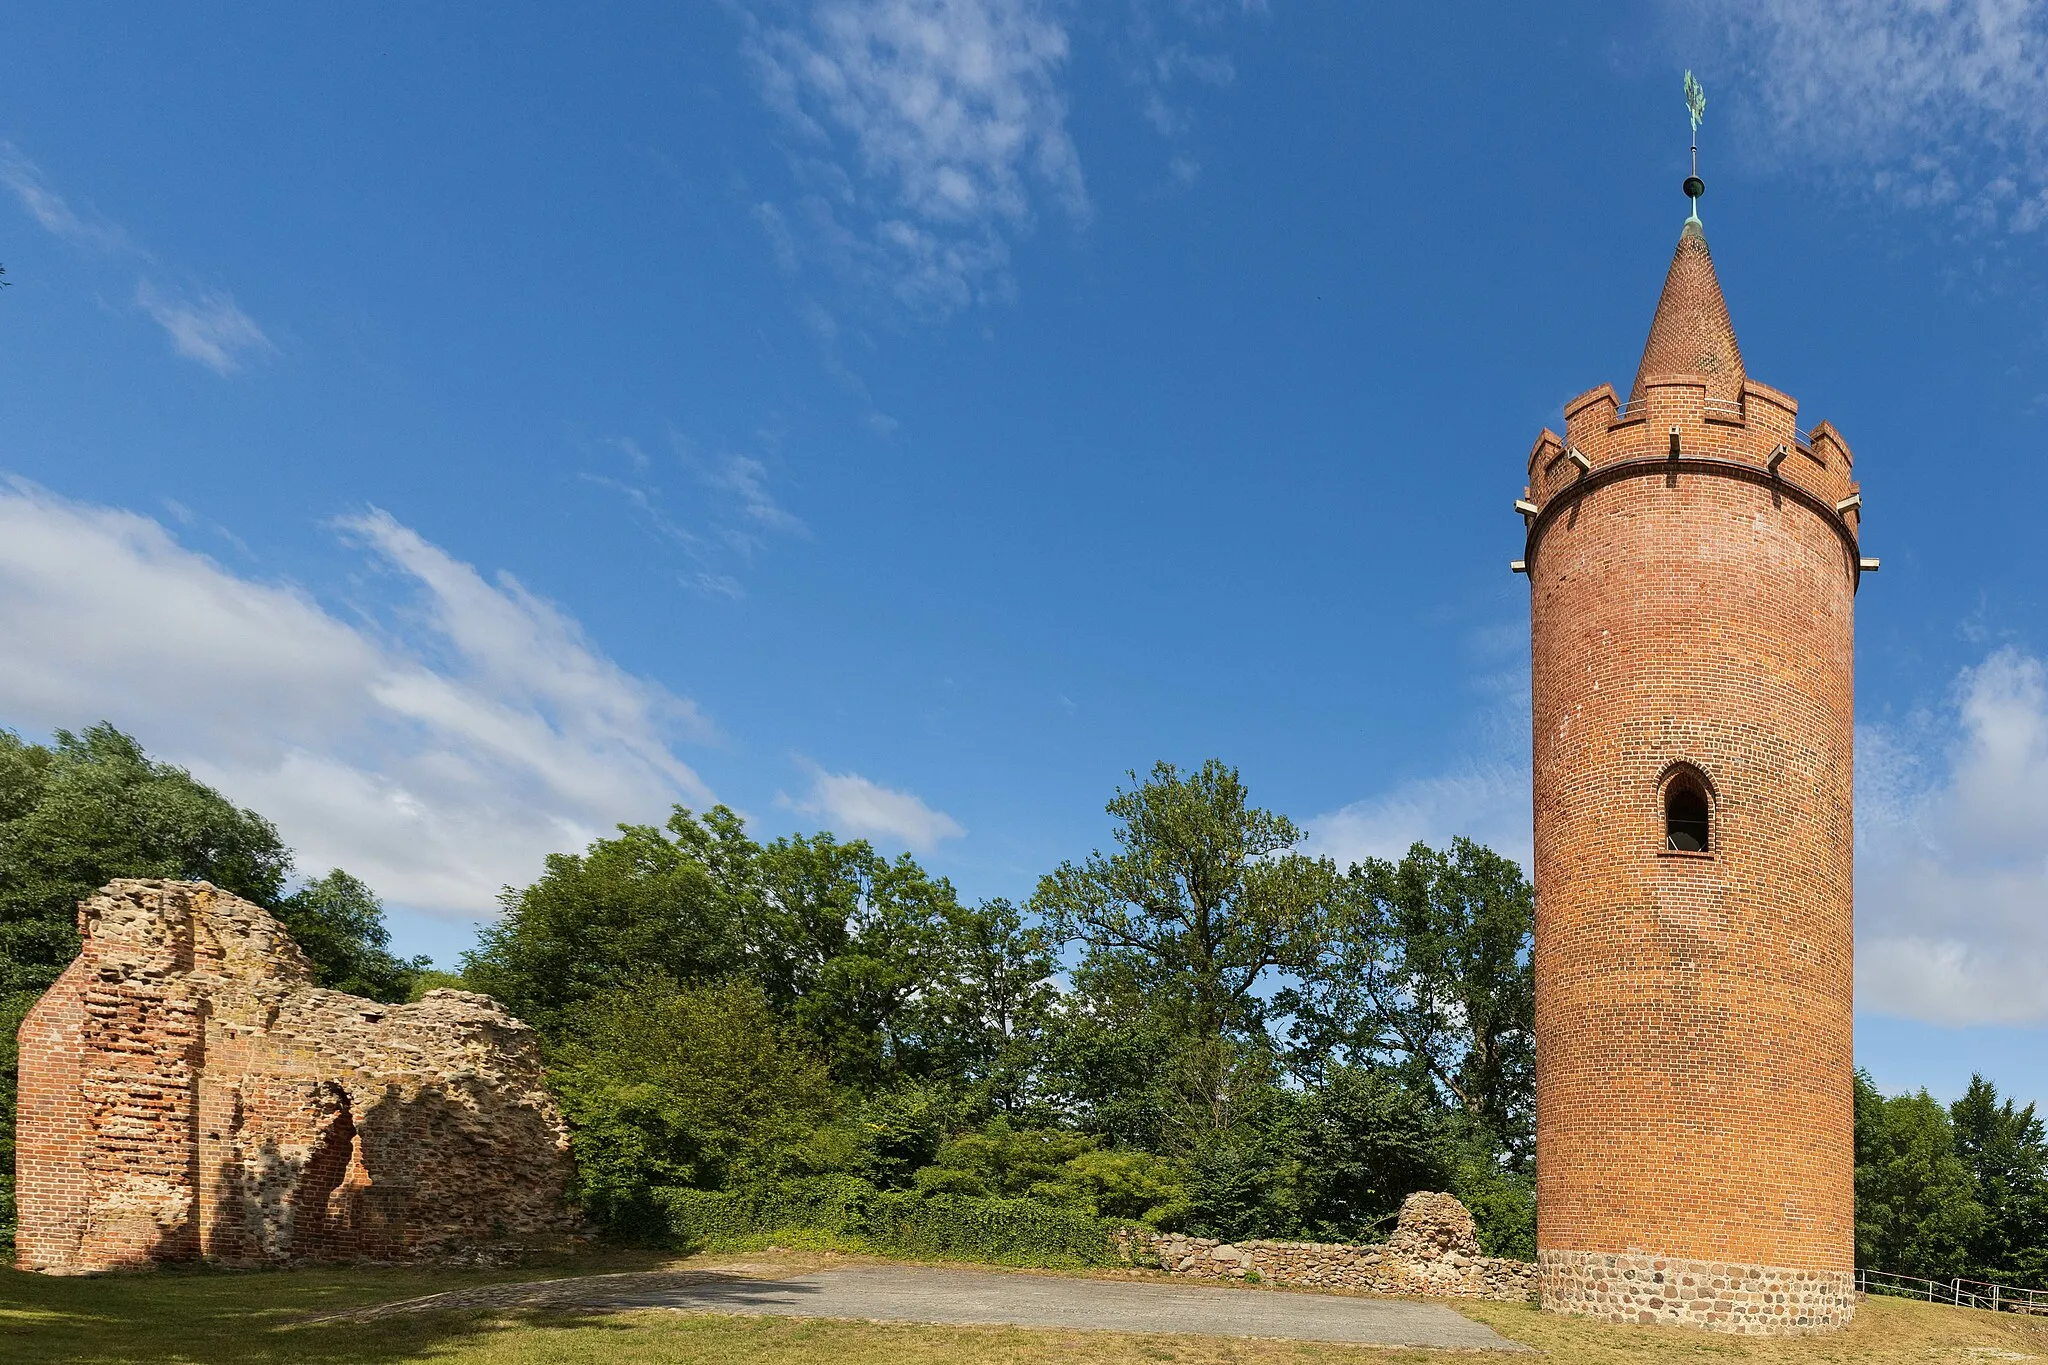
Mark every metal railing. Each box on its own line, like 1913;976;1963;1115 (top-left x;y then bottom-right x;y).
1857;1268;2048;1315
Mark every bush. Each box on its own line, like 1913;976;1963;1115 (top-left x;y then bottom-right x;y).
550;977;836;1232
912;1119;1097;1198
1449;1159;1535;1260
655;1176;1134;1266
1048;1148;1190;1226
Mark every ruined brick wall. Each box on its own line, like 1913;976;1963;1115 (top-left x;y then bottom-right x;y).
1130;1192;1537;1300
15;879;579;1273
1519;224;1860;1333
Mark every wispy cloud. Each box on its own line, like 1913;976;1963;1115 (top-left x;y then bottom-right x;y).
1859;647;2048;1025
1304;764;1532;872
702;453;810;540
587;436;809;599
0;481;713;915
1680;0;2048;231
782;759;966;853
0;140;275;372
1124;3;1250;186
134;280;275;375
0;141;136;253
745;0;1088;314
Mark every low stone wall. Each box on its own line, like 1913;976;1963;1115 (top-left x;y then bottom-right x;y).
1127;1192;1537;1301
1539;1250;1855;1334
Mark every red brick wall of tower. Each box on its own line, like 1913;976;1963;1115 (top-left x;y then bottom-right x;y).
1523;357;1862;1312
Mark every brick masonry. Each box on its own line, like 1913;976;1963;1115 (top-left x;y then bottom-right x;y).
1521;222;1859;1333
15;879;581;1273
1126;1192;1538;1301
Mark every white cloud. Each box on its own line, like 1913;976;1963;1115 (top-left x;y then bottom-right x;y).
1859;647;2048;1025
0;482;713;916
587;437;809;598
1303;764;1532;872
1683;0;2048;230
0;141;276;372
1121;1;1257;185
701;453;809;539
0;142;136;254
783;760;966;852
747;0;1087;312
134;280;276;375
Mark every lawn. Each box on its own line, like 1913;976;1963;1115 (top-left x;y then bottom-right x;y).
6;1246;2048;1364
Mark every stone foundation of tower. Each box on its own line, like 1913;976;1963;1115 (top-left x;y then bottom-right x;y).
1539;1251;1855;1334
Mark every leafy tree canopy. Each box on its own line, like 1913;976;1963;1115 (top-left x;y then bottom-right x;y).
0;724;292;998
1286;837;1535;1162
274;870;431;1004
1949;1073;2048;1286
1031;759;1335;1045
462;803;1023;1091
1855;1070;1985;1280
549;976;836;1231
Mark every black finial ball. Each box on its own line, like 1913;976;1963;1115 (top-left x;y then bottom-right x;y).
1683;175;1706;200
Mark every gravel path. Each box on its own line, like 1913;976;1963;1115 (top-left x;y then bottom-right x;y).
317;1261;1528;1350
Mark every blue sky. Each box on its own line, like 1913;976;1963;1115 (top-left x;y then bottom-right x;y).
3;2;2048;1106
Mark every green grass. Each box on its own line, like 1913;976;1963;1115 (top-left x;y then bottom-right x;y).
8;1245;2048;1364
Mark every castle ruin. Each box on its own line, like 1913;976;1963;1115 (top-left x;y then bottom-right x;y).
14;879;579;1273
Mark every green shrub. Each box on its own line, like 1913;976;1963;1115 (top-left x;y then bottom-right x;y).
1045;1148;1190;1226
1449;1158;1536;1260
912;1119;1097;1198
867;1191;1121;1264
550;977;836;1232
654;1177;1134;1266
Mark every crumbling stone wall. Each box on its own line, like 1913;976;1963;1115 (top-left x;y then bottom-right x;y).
15;879;579;1273
1128;1192;1537;1300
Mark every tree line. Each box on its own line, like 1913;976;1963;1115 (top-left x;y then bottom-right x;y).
1;723;2043;1282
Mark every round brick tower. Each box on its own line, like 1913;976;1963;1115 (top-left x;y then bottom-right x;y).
1518;207;1868;1334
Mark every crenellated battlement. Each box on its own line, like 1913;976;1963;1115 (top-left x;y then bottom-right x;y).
1521;373;1861;553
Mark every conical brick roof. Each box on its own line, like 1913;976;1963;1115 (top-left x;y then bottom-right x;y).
1629;219;1745;406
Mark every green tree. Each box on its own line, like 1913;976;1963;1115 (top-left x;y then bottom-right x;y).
804;1081;962;1189
1950;1074;2048;1286
1033;761;1330;1045
1290;1063;1450;1241
274;869;429;1003
748;833;962;1088
910;898;1058;1116
1286;838;1535;1162
465;805;968;1088
912;1118;1099;1199
549;976;836;1232
1032;760;1335;1144
0;724;296;1245
1855;1071;1984;1279
462;808;751;1036
0;724;292;998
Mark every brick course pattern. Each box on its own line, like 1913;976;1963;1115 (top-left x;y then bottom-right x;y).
1521;222;1859;1333
15;879;580;1273
1126;1192;1537;1300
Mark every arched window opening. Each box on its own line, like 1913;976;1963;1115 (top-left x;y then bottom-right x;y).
1665;775;1711;852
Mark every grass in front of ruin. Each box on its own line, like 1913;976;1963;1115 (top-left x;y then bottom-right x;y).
6;1245;2048;1364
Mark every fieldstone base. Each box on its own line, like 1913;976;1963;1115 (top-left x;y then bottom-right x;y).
1539;1249;1854;1334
